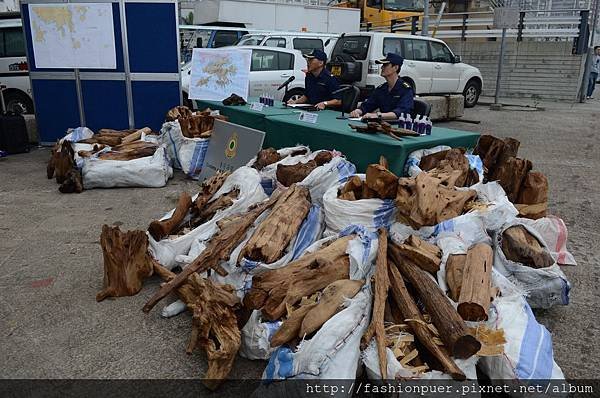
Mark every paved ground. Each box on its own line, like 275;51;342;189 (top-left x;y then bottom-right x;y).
0;99;598;389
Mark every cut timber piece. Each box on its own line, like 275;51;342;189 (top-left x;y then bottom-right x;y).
276;160;317;187
314;151;333;166
121;127;151;144
186;277;240;390
270;303;317;347
339;191;356;201
96;225;154;301
361;182;379;199
59;169;83;194
97;145;157;161
339;175;363;200
148;192;192;241
409;172;440;226
387;256;466;381
495;157;532;203
243;236;353;321
198;189;239;222
437;185;477;223
501;225;554;269
396;235;441;274
473;135;520;181
517;171;548;205
253;148;281;170
165;105;193;121
389;242;480;359
143;191;282;313
515;202;548;220
300;279;363;337
362;229;389;379
195;171;231;213
428;148;470;188
97;128;137;136
457;243;493;322
419;149;450;171
53;140;76;184
445;254;466;302
238;184;311;264
365;164;399;199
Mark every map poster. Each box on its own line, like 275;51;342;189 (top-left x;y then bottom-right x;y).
189;48;251;101
29;3;116;69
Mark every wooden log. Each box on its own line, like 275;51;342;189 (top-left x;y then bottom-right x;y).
457;243;493;322
253;148;281;170
495;157;532;203
276;160;318;187
361;229;389;379
473;135;520;181
142;191;282;313
389;242;480;359
97;128;137;136
339;191;357;201
314;151;333;166
445;254;466;302
437;186;478;223
365;164;398;199
53;140;75;184
81;135;122;147
147;192;192;241
121;127;151;144
96;225;154;301
165;105;193;122
395;235;441;274
243;236;353;321
186;277;241;390
515;202;548;220
387;255;466;381
428;148;470;188
270;303;318;347
198;189;239;223
195;171;231;213
111;140;156;152
501;225;554;269
517;171;548;205
300;279;363;337
419;149;450;171
59;169;83;194
238;184;311;264
97;145;157;161
339;175;363;200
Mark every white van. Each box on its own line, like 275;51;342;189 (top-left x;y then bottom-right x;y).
0;12;33;114
328;32;483;107
236;32;338;57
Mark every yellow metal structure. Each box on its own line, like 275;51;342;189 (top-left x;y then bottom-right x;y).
333;0;423;31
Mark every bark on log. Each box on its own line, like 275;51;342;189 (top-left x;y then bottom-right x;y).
501;225;554;269
457;243;493;322
365;164;398;199
387;256;466;381
238;184;311;264
198;189;239;223
419;149;451;171
395;235;442;274
121;127;151;144
80;135;122;147
517;171;548;205
389;242;480;359
97;145;157;161
186;277;241;390
52;141;76;184
270;303;318;347
362;229;389;379
165;105;193;121
253;148;281;170
340;175;363;200
244;236;353;321
59;169;83;193
314;151;333;166
195;171;231;213
148;192;193;241
495;157;532;203
96;225;154;301
300;279;363;337
143;191;282;313
97;128;137;136
276;160;318;187
445;254;466;302
473;135;520;181
427;148;470;188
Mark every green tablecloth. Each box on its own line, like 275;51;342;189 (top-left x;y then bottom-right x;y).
195;98;297;132
264;111;480;175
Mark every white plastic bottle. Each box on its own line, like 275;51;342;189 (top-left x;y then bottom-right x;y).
414;115;423;134
425;116;433;135
398;113;406;129
405;114;413;131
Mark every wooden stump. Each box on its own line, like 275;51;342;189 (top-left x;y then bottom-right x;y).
276;160;318;186
457;243;493;321
495;157;532;203
148;192;192;241
253;148;281;170
365;164;399;199
473;135;520;181
194;171;231;213
445;254;466;302
501;225;554;269
395;235;442;274
96;225;154;301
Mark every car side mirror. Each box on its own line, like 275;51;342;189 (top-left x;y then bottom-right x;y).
453;55;461;63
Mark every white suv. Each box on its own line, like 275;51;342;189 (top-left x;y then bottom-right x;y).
181;46;307;107
328;32;483;107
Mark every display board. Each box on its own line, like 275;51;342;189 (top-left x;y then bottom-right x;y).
22;0;181;144
189;48;251;101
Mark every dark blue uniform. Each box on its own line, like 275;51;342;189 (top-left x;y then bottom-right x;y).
360;79;414;117
304;69;341;104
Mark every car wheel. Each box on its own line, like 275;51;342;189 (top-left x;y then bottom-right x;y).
463;80;481;108
4;92;34;114
283;88;304;103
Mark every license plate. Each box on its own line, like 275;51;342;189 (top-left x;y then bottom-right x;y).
331;65;341;77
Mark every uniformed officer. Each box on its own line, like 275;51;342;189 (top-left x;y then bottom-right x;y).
287;49;341;110
349;53;414;119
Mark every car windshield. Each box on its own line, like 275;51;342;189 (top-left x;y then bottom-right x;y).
330;36;370;61
237;35;265;46
384;0;424;11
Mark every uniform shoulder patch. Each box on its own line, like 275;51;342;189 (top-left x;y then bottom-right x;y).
402;81;411;89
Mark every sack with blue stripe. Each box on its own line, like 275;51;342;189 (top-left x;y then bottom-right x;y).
479;271;565;383
245;145;310;195
405;144;484;184
257;226;377;385
297;151;356;206
323;174;396;236
159;120;210;179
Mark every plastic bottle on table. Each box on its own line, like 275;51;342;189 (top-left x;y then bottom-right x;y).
398;113;406;129
405;114;413;131
425;116;433;135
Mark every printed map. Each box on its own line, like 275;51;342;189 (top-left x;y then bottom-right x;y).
189;49;251;101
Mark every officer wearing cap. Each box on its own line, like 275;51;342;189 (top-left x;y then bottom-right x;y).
287;49;342;110
349;52;414;119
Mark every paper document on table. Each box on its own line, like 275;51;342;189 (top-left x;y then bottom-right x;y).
348;117;363;121
286;104;315;108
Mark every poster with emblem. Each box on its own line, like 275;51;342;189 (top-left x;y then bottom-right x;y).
197;119;265;181
189;48;251;100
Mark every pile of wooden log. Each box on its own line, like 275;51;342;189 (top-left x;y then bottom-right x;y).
474;135;549;219
165;105;228;138
47;140;83;193
418;147;480;187
338;157;398;200
275;151;333;187
251;147;309;171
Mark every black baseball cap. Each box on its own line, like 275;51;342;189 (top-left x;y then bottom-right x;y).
375;52;404;66
303;49;327;62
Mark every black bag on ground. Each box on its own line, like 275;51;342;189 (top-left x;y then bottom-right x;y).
0;112;29;154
